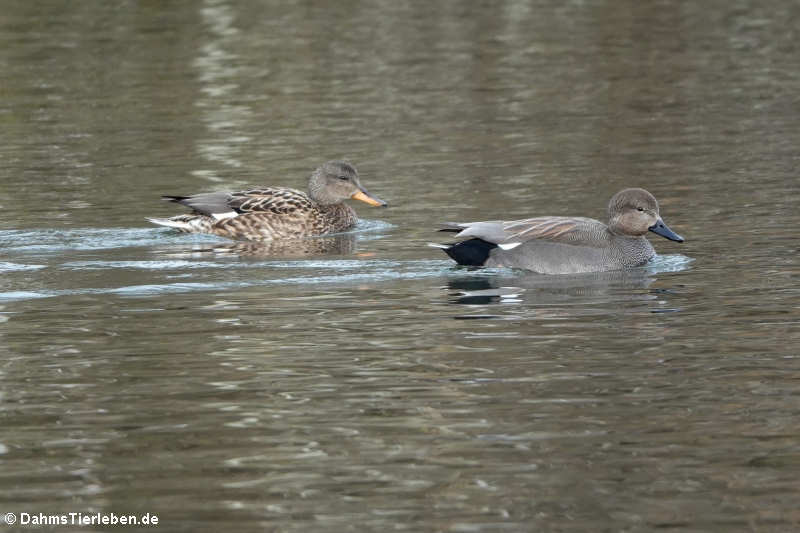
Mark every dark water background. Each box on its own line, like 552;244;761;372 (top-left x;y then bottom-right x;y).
1;1;798;531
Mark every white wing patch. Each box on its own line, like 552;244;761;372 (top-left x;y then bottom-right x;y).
211;212;238;221
498;242;522;250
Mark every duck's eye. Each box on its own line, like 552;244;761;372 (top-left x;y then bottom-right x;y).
337;176;349;181
636;207;644;212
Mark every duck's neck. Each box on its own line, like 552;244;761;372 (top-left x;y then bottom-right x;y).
308;177;341;205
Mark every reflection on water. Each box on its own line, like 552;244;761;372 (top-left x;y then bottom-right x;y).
158;233;359;258
445;255;691;305
193;0;250;180
445;255;692;321
1;0;799;532
0;219;390;255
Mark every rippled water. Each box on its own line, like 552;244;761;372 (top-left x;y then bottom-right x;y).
2;1;799;532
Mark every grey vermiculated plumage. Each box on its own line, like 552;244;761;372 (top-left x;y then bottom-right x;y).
148;160;387;242
434;188;684;274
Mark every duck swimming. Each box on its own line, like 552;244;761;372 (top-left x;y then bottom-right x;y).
147;160;386;241
432;188;683;274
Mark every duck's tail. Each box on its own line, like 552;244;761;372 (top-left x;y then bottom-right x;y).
428;239;497;266
146;215;212;233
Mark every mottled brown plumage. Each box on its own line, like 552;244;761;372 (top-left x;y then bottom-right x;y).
148;161;386;242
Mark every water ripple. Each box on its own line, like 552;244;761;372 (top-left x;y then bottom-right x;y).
0;259;453;302
0;219;393;254
0;262;47;272
0;221;689;303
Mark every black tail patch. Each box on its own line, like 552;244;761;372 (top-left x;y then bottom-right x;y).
441;238;497;266
162;195;190;203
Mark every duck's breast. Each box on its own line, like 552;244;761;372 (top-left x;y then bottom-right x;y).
314;203;358;234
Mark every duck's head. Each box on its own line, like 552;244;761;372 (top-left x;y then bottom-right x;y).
308;160;387;207
607;188;683;242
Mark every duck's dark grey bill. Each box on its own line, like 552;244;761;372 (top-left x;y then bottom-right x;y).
351;188;387;207
649;219;684;242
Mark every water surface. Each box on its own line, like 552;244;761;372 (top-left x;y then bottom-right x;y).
1;1;799;532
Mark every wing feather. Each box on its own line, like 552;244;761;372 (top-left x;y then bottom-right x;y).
165;187;316;218
505;217;595;241
445;216;603;246
227;188;314;214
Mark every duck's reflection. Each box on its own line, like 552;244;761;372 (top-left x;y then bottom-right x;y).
446;268;659;306
446;277;525;305
160;233;357;259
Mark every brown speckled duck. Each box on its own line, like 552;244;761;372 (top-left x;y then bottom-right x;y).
147;160;386;241
431;188;683;274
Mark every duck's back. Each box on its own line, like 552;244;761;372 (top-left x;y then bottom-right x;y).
228;187;314;214
212;188;357;240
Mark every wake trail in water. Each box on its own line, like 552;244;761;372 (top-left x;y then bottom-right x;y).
0;222;691;303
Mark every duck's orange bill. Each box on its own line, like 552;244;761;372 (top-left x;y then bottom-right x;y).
351;190;387;207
